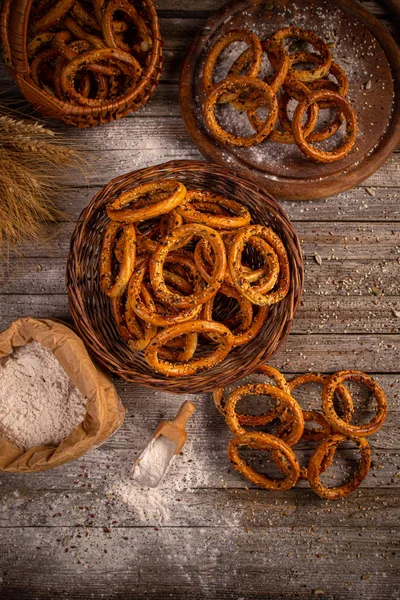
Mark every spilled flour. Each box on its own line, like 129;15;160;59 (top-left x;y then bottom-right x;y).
0;342;87;450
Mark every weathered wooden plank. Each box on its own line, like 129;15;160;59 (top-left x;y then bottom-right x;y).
0;526;398;600
0;485;398;528
2;221;399;260
0;294;399;334
1;254;398;298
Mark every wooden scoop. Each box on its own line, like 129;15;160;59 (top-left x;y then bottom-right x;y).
131;401;196;488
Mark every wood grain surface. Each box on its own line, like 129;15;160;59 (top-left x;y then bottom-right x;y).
0;1;399;599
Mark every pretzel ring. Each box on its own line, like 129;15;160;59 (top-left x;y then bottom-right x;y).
176;190;251;230
228;432;300;491
228;38;289;110
204;76;278;148
111;294;157;352
150;224;226;309
197;235;278;292
271;27;332;82
99;222;136;297
248;78;318;144
127;259;203;327
202;28;262;102
225;383;304;446
281;57;348;143
60;48;142;106
229;225;290;306
144;320;233;376
322;371;388;437
308;434;371;499
107;180;187;223
35;0;75;32
292;90;358;163
102;0;153;54
202;284;268;347
289;372;354;424
229;236;280;295
213;364;290;426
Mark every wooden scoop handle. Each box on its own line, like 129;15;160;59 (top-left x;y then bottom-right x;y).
172;401;196;431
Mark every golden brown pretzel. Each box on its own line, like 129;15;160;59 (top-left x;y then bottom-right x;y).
107;180;186;223
176;190;251;230
149;223;227;309
127;259;203;327
228;432;300;491
99;222;136;297
71;1;102;32
112;293;157;352
322;371;388;437
213;364;290;426
102;0;153;54
307;434;371;499
292;90;358;163
60;48;142;106
202;29;262;100
144;320;234;376
204;76;278;148
225;383;304;447
270;26;332;82
228;224;290;306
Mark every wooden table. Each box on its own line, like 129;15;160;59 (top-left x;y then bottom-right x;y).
0;1;399;598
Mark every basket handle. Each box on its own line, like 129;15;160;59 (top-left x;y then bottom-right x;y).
7;0;33;75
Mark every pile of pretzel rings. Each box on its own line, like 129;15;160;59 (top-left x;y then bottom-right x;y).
202;25;358;163
214;366;388;499
99;179;290;377
27;0;154;105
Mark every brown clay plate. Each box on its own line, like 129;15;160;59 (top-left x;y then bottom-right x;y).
179;0;400;200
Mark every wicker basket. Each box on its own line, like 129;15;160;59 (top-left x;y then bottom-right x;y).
0;0;163;128
66;160;304;394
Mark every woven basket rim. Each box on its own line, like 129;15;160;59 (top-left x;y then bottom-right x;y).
66;160;304;394
1;0;163;119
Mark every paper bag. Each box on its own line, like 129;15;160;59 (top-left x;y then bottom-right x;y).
0;318;125;473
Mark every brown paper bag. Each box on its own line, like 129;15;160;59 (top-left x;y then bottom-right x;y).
0;318;125;473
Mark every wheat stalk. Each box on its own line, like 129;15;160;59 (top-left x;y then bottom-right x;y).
0;109;85;257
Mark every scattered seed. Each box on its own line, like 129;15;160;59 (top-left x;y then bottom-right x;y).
314;253;322;265
392;309;400;318
366;187;375;196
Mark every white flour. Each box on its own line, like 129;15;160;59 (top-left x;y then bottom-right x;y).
0;341;87;450
132;435;177;487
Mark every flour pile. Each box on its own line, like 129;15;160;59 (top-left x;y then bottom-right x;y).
0;341;87;450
